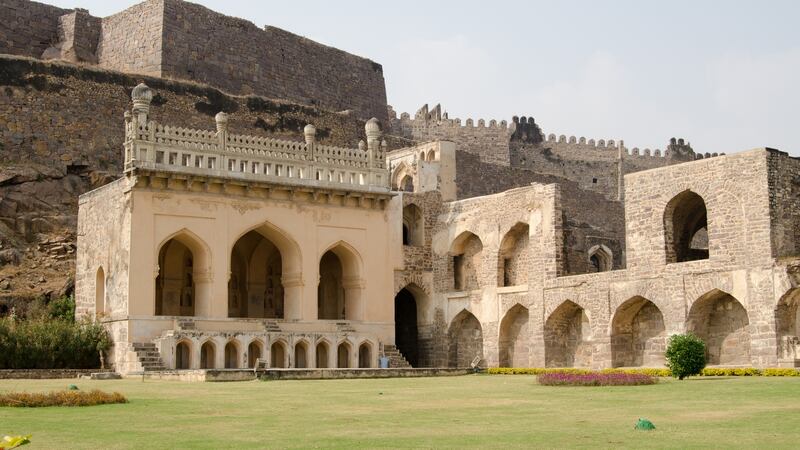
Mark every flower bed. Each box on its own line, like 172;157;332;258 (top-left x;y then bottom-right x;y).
537;372;658;387
0;390;127;407
486;367;800;377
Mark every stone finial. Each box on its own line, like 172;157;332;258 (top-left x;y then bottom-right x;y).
380;139;387;150
215;112;229;133
304;124;317;145
358;140;366;151
365;117;381;140
131;82;153;119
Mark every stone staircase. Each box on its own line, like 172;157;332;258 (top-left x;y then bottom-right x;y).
383;344;412;368
131;343;167;371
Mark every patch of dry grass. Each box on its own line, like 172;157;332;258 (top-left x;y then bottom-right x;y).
0;389;127;407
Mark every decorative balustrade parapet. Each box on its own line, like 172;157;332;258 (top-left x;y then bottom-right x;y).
123;83;389;193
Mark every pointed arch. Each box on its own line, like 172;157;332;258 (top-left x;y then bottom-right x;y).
544;300;592;368
95;266;106;317
358;341;373;368
175;339;192;369
247;339;264;368
315;338;331;368
200;340;216;369
499;304;530;367
687;289;750;365
449;231;483;291
448;309;483;368
337;340;352;368
394;283;428;367
294;339;310;368
402;203;424;247
664;190;709;263
391;162;414;192
270;339;288;368
156;229;212;317
224;339;241;369
318;241;364;321
776;288;800;361
610;296;666;367
587;244;613;273
498;222;530;286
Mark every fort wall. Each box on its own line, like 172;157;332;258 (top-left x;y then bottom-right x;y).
0;0;388;121
0;0;68;58
96;0;163;76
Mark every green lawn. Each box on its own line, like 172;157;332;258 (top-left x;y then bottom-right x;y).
1;375;799;449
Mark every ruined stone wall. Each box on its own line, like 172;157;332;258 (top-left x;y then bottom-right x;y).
454;151;625;275
767;151;800;259
159;0;387;121
75;177;131;319
0;0;67;58
96;0;163;77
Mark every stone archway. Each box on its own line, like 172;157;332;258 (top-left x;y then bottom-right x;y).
499;304;530;367
394;287;419;367
610;297;666;367
687;290;750;365
448;310;483;368
776;288;800;362
544;301;592;368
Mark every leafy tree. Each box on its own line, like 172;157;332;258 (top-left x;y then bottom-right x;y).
665;333;706;380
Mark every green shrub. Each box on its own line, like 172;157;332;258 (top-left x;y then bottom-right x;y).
665;333;706;380
0;390;127;407
701;367;760;376
0;316;111;369
762;368;800;377
47;295;76;321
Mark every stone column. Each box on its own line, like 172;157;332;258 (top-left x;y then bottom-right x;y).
343;276;365;321
282;273;304;320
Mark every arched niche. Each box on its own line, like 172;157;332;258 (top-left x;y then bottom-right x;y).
449;231;483;291
610;296;666;367
544;300;593;368
664;190;709;263
497;223;529;287
318;242;364;321
155;230;211;317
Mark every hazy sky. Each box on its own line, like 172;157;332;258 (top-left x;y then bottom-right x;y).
48;0;800;156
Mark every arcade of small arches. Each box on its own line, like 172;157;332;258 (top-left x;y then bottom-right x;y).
172;336;377;370
391;282;792;368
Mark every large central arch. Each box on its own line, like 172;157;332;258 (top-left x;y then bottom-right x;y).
229;222;302;319
610;296;666;367
687;289;750;365
544;300;593;368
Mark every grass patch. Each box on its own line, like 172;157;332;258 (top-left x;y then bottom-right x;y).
538;372;657;386
0;376;799;448
0;390;127;407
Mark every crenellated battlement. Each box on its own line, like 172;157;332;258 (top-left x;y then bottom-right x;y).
390;104;513;131
124;84;389;192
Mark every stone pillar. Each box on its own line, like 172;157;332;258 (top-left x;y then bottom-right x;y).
282;273;304;320
193;271;214;318
131;83;153;124
215;112;229;169
343;276;365;321
304;124;317;179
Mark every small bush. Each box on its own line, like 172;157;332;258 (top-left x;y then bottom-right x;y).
762;368;800;376
701;367;760;377
538;372;657;386
665;333;706;380
0;390;127;407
